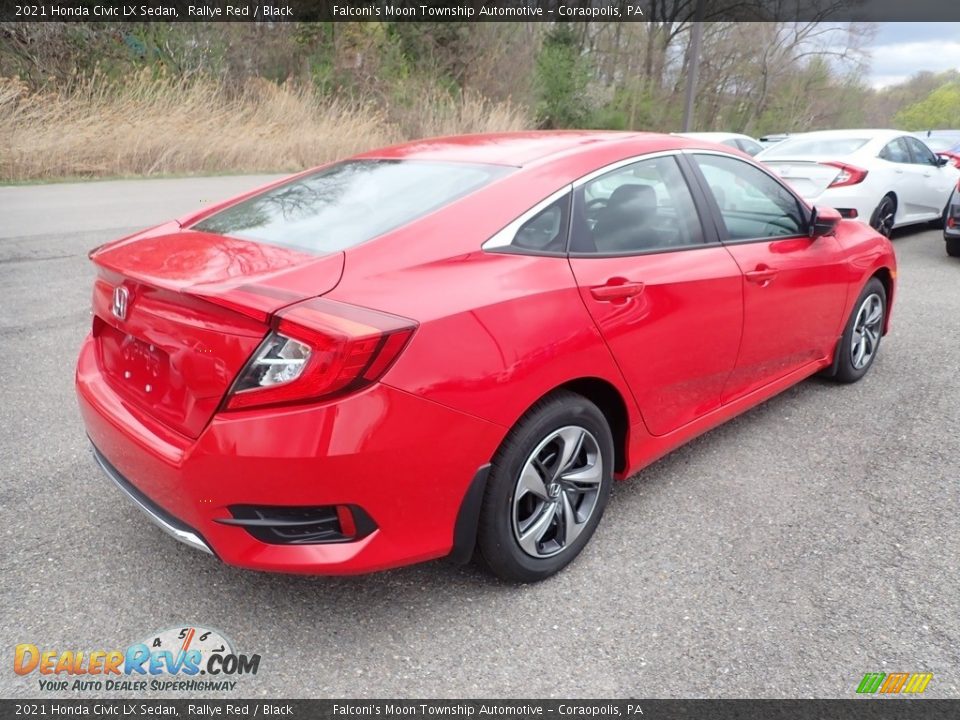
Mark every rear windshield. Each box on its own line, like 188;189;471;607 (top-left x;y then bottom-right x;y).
193;160;510;254
762;137;870;158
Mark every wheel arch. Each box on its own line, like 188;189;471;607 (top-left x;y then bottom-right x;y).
883;191;899;222
869;266;894;335
555;377;631;475
449;375;633;565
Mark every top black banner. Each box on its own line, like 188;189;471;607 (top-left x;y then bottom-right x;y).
3;0;960;23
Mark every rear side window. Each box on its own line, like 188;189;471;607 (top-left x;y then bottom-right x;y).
510;196;570;253
879;139;911;163
193;160;510;254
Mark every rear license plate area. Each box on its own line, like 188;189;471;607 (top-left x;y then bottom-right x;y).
95;318;169;399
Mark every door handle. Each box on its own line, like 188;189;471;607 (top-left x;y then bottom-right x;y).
744;266;779;285
590;279;646;302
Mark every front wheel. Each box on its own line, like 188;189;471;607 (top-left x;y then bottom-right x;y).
829;277;887;383
477;391;614;583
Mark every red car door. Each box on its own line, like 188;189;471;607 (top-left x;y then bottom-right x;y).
568;154;743;437
688;153;849;402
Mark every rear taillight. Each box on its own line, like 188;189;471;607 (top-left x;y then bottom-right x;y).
822;162;868;188
224;299;416;411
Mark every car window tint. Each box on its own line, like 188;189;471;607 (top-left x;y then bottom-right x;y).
194;160;511;255
509;196;570;253
571;155;704;254
693;154;806;240
903;136;938;165
880;139;911;163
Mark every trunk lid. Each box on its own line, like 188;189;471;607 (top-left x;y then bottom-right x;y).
762;159;845;199
89;227;344;438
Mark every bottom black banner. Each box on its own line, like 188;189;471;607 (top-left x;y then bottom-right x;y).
1;700;958;720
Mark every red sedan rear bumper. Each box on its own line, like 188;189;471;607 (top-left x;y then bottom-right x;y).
76;335;505;574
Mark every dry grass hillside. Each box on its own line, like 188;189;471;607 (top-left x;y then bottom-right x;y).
0;71;531;182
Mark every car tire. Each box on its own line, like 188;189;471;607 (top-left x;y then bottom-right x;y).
829;277;887;384
930;202;949;229
869;195;897;238
947;236;960;257
476;391;614;583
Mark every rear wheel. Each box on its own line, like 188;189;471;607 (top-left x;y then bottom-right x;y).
870;195;896;238
829;278;887;383
477;391;614;583
947;236;960;257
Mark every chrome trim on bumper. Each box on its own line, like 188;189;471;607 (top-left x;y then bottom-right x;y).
91;445;213;555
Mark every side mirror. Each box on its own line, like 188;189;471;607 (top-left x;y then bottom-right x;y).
936;155;950;167
809;206;841;239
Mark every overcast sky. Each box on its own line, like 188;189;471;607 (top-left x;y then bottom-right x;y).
868;23;960;88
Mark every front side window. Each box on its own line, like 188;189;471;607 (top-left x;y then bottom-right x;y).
693;154;806;241
194;160;510;254
903;136;939;165
571;155;704;254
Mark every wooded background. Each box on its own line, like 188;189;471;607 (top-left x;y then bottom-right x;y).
2;21;958;180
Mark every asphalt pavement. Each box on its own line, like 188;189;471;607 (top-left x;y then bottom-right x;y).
0;176;957;699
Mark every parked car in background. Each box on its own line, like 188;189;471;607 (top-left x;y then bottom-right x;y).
759;133;792;147
945;181;960;257
757;129;960;237
675;132;764;156
913;130;960;169
76;131;897;582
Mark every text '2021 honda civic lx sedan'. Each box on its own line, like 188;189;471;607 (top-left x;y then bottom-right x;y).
76;132;897;582
757;129;960;238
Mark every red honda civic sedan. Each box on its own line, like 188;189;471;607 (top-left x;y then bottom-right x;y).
76;132;896;582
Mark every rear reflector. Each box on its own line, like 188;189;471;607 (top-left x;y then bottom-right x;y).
224;298;416;411
822;162;868;188
216;504;376;544
838;208;859;219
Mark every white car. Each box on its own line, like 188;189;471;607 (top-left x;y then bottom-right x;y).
756;129;960;237
674;132;765;156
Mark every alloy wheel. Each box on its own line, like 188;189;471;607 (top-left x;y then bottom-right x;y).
511;426;603;559
851;293;883;370
873;198;895;238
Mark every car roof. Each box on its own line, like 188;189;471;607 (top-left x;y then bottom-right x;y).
355;131;676;167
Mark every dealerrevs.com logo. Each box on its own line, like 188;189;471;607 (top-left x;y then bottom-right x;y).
856;672;933;695
14;626;261;693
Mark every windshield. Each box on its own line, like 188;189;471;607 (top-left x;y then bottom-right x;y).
193;160;510;254
761;137;870;158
